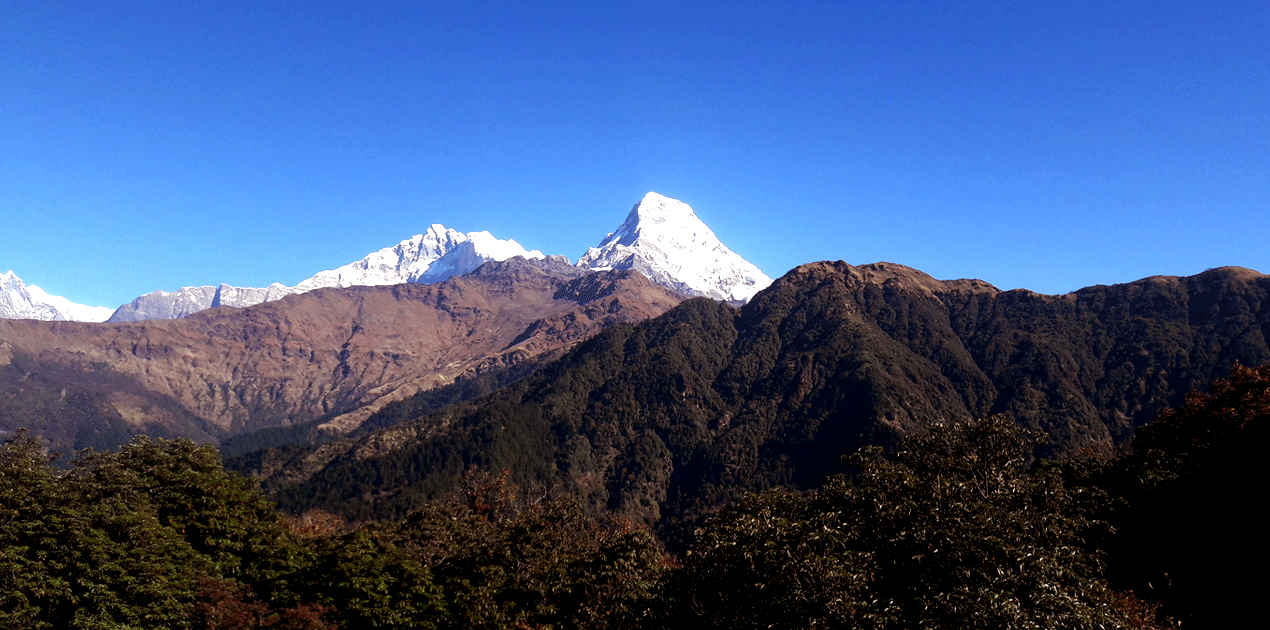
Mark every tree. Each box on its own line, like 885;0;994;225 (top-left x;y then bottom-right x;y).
0;434;342;629
831;416;1127;629
667;417;1152;629
663;491;868;629
0;432;209;629
1102;362;1269;628
389;470;666;630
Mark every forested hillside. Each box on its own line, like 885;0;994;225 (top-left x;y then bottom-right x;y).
12;364;1267;628
240;262;1270;535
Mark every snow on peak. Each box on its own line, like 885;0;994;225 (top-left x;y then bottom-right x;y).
108;225;546;321
293;225;543;292
1;270;114;322
47;192;772;323
578;192;772;302
415;231;544;284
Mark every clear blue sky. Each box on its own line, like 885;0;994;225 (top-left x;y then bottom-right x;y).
3;1;1267;309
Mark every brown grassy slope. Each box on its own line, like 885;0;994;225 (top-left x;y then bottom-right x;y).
0;259;682;453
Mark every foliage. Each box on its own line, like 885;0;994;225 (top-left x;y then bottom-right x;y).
388;470;666;630
0;432;210;629
8;356;1267;628
0;434;337;629
1098;362;1269;628
1;438;667;629
666;417;1150;629
836;417;1125;628
663;490;868;629
296;529;441;629
75;437;305;587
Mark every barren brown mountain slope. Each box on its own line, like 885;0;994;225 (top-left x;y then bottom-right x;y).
0;259;682;453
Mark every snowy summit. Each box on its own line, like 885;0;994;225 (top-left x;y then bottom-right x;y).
106;226;543;322
292;224;544;292
0;271;114;322
9;192;771;323
578;192;772;302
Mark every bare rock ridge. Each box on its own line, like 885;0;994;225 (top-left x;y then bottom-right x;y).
0;259;684;455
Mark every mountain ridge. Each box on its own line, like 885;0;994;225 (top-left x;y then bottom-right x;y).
244;261;1270;532
7;192;771;323
0;271;115;322
105;225;547;322
0;258;684;455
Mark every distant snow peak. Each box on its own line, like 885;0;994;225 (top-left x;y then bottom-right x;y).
0;270;113;322
578;192;772;303
53;192;770;323
107;225;546;322
294;225;544;291
213;283;292;309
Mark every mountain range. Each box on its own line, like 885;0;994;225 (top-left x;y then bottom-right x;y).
0;257;685;456
233;262;1270;534
2;192;772;323
5;188;1269;552
0;271;115;323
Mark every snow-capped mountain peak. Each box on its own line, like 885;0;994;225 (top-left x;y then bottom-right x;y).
578;192;772;302
603;191;705;248
0;270;113;322
106;225;545;322
16;192;771;324
292;225;543;291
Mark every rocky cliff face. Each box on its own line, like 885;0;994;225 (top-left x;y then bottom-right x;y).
0;259;682;455
106;285;220;321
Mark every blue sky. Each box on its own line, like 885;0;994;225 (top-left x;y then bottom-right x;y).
3;1;1267;309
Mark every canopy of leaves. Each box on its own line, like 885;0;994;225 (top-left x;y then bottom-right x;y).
0;435;667;629
1097;362;1269;628
665;417;1150;629
0;434;321;629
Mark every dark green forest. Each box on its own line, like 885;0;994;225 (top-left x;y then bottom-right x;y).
5;363;1267;628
